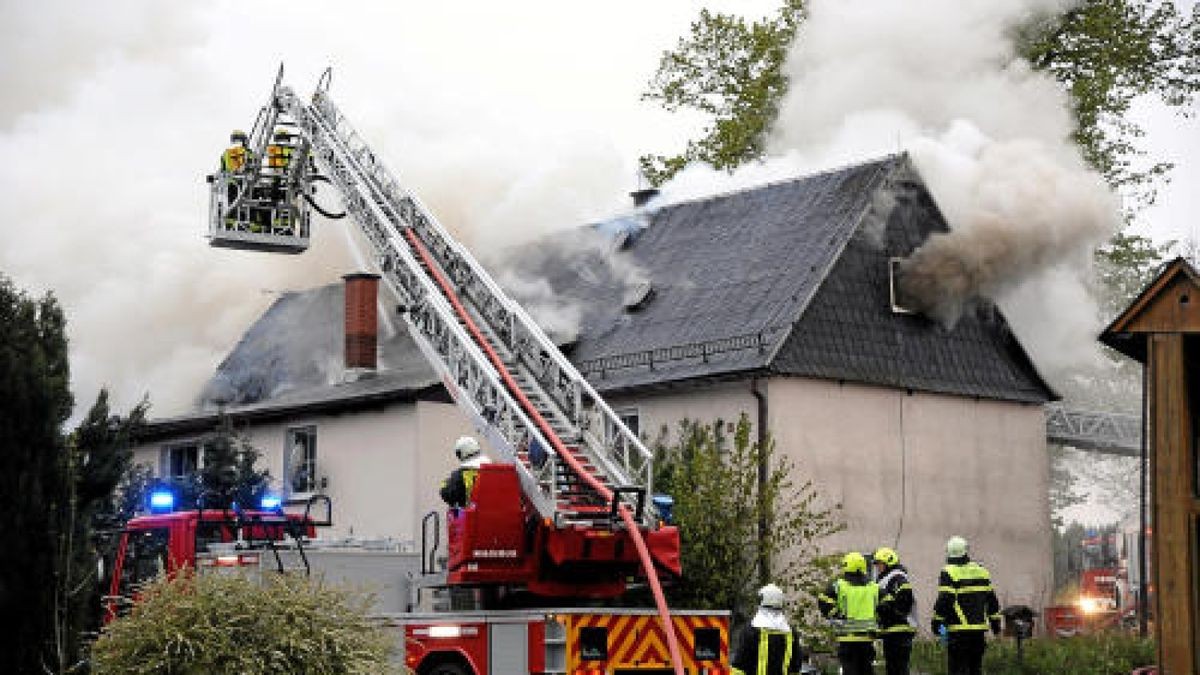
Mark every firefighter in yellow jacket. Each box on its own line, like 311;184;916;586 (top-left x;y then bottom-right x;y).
818;552;879;675
439;436;490;508
931;536;1001;675
731;583;803;675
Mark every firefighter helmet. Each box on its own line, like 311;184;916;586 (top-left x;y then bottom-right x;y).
873;546;899;567
841;551;868;575
454;436;481;462
230;129;248;144
946;536;969;559
273;128;292;141
757;583;785;610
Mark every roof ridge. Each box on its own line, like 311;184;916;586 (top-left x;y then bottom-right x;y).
646;152;907;214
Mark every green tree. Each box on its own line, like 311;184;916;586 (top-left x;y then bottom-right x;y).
91;572;396;674
651;415;842;629
642;0;1199;196
0;273;73;673
51;390;148;673
165;414;270;511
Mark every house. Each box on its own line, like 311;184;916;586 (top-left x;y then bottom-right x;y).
130;153;1055;617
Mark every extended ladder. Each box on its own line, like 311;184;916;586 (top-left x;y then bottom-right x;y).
210;68;684;673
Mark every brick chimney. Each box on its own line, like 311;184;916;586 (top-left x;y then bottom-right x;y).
343;273;380;372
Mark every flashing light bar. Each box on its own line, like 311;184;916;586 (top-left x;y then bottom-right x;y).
149;490;175;512
260;495;282;510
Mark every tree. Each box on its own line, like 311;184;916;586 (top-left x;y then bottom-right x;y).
642;0;1199;196
164;414;271;511
51;390;147;673
650;415;842;629
91;572;396;674
0;273;73;673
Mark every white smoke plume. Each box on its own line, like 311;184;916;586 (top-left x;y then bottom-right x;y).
656;0;1124;378
1;0;706;419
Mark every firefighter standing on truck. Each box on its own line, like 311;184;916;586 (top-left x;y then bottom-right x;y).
731;583;803;675
873;547;917;675
439;436;490;508
818;551;879;675
931;536;1001;675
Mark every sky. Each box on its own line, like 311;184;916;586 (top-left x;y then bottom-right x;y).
0;0;1196;431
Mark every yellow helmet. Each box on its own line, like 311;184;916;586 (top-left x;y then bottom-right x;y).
841;551;867;575
873;547;899;567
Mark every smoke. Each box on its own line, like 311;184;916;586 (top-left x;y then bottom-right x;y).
0;0;687;419
654;0;1123;378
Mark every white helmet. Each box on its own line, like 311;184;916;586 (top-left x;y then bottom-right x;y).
454;436;481;462
946;535;969;559
757;583;785;610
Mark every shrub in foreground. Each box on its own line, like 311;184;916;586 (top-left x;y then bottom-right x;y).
92;571;396;674
909;632;1154;675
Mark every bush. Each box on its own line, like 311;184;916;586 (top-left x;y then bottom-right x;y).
909;633;1155;675
92;571;398;674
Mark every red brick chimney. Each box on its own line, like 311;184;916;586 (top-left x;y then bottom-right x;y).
343;273;380;371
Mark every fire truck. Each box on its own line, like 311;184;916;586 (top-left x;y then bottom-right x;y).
105;67;731;675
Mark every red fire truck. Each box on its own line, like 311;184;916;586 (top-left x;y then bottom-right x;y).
105;67;735;674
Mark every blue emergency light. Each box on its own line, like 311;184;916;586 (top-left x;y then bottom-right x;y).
148;489;175;512
260;495;282;510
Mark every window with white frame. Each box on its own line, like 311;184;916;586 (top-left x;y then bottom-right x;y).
286;426;318;495
160;442;199;479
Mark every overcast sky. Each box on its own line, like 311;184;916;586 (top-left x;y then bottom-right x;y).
0;0;1195;423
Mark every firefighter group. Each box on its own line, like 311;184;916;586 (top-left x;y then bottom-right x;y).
730;536;1001;675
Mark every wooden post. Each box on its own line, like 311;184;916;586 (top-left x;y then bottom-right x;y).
1148;334;1199;674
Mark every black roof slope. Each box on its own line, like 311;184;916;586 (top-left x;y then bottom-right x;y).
515;154;1054;403
198;283;436;409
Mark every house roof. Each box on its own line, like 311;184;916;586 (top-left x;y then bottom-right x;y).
142;153;1053;436
516;154;1054;403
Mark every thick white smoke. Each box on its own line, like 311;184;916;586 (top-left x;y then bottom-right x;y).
0;0;734;419
658;0;1124;378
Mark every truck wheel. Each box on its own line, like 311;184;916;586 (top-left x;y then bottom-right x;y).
425;664;469;675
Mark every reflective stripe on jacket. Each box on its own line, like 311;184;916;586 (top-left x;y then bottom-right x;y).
267;144;293;169
818;575;879;643
730;626;800;675
931;560;1000;632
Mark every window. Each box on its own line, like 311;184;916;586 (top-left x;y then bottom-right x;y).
609;408;641;454
160;443;198;479
286;426;318;495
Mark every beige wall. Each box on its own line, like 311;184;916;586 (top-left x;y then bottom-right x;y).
609;376;1053;626
130;399;472;546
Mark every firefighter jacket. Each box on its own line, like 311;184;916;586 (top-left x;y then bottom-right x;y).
876;564;917;635
730;613;803;675
221;145;250;173
818;573;879;642
439;457;489;508
267;143;294;170
931;557;1001;635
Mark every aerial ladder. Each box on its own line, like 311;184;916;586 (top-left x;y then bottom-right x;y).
208;68;686;672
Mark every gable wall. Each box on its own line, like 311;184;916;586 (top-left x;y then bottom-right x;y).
608;375;1051;624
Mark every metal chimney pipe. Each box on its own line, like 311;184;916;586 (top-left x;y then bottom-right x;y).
343;272;380;371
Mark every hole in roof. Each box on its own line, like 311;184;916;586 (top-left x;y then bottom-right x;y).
623;282;655;312
888;258;916;315
1181;294;1190;305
